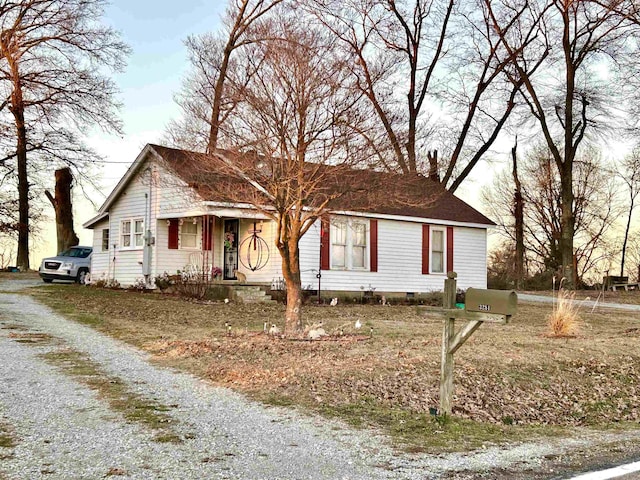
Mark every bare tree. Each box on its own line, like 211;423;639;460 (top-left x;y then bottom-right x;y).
617;148;640;278
483;145;619;286
485;0;640;286
487;240;522;289
623;232;640;283
168;0;283;153
0;0;128;270
0;235;15;269
309;0;541;192
182;18;368;333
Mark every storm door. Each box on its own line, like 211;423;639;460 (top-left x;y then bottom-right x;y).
223;219;239;280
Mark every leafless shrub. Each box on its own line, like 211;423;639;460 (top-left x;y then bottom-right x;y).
173;273;210;300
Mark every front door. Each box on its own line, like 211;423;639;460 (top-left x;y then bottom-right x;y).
223;219;239;280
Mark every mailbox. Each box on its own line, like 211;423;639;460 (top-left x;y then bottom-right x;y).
465;288;517;316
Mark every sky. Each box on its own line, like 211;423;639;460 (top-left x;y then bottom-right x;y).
33;0;226;263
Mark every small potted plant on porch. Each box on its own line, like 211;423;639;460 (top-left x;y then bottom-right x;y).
211;266;223;282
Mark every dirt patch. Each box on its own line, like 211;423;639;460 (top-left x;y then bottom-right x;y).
8;332;55;345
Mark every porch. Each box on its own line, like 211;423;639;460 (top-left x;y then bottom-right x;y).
156;210;278;286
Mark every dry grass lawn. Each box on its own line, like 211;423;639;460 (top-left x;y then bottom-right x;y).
25;284;640;452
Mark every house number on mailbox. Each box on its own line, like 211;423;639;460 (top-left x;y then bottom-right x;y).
478;304;491;311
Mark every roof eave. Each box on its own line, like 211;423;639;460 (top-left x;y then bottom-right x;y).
330;209;494;228
83;211;109;229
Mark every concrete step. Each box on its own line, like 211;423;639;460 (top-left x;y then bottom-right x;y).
234;287;274;303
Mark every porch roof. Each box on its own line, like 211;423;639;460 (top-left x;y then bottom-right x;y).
156;205;270;220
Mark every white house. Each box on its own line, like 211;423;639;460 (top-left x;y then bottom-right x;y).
83;144;494;295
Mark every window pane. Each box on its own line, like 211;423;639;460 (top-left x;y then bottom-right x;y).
332;222;346;245
122;221;131;235
102;229;109;251
432;230;444;251
432;252;444;273
122;235;131;247
182;234;196;248
332;245;345;268
135;233;144;247
352;246;365;268
135;220;144;234
182;222;197;234
432;230;444;273
353;223;366;246
181;221;197;248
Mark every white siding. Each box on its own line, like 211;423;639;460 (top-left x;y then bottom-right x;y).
299;221;322;289
299;217;487;293
89;219;111;281
154;218;193;276
452;227;488;289
235;218;281;283
106;168;153;286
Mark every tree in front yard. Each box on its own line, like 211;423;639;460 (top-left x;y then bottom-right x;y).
180;14;372;334
0;0;128;270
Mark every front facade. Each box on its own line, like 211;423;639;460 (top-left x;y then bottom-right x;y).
84;144;492;294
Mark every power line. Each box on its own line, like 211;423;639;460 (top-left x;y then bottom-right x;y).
88;160;133;165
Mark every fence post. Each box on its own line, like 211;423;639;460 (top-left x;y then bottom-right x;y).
440;271;457;415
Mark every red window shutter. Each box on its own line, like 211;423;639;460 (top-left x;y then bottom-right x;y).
168;219;179;250
202;216;214;250
447;226;454;273
370;219;378;272
320;218;330;270
422;224;430;274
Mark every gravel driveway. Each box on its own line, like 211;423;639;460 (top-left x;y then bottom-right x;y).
2;278;640;480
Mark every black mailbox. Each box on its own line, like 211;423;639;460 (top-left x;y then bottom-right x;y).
465;288;517;316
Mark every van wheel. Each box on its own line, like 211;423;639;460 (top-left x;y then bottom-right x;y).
76;269;88;285
43;278;53;284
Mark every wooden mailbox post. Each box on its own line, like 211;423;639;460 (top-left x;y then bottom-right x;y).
439;272;517;415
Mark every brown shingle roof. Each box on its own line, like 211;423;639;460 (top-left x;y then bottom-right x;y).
150;144;495;226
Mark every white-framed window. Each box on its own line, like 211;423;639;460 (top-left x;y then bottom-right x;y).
431;227;445;274
121;218;144;249
331;218;368;270
180;219;198;249
134;219;144;247
101;229;110;252
352;222;367;269
331;220;347;268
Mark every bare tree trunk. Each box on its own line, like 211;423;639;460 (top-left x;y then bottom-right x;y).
511;140;524;289
16;128;28;270
11;78;29;271
560;168;575;287
621;195;634;277
207;46;231;153
279;238;303;334
45;168;79;254
428;150;439;182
